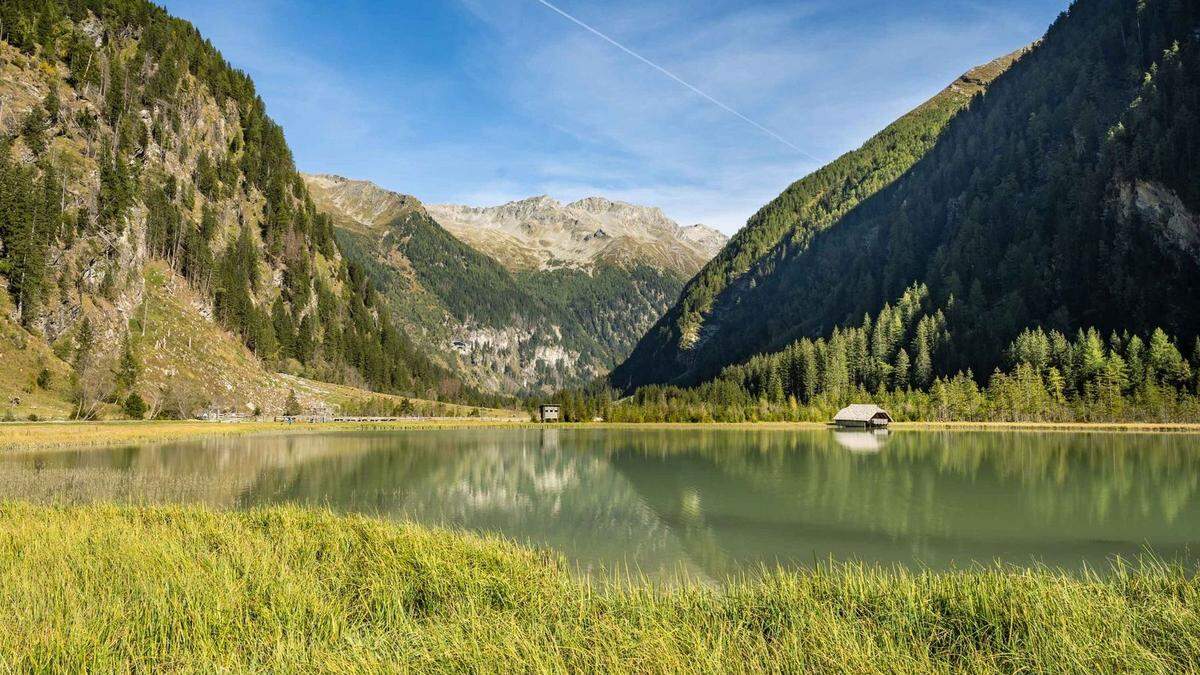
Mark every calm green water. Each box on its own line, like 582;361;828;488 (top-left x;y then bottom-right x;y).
4;428;1199;579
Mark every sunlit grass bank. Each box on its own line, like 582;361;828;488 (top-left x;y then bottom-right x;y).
4;419;1199;455
0;504;1196;672
0;419;530;452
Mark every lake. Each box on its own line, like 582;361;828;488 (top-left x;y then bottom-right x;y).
4;427;1198;580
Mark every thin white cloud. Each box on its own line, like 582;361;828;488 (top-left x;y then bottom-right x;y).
166;0;1064;235
446;0;1059;233
531;0;821;162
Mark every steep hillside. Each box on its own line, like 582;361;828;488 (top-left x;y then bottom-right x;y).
426;196;724;276
0;0;487;417
611;47;1026;391
615;0;1200;392
0;259;500;420
305;175;724;394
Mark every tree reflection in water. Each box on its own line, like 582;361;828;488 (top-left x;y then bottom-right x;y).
0;428;1197;580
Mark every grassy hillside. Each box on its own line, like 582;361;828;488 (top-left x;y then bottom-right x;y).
0;293;74;420
0;0;491;415
611;49;1027;392
0;260;507;420
0;503;1196;671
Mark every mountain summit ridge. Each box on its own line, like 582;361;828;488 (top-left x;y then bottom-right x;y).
426;195;726;275
303;174;428;233
302;174;727;276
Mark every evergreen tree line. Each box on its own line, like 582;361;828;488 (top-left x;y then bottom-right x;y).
0;145;63;327
548;285;1200;424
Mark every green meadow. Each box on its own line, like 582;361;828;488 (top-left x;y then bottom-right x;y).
0;503;1196;672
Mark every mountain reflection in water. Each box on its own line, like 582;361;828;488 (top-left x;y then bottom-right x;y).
2;428;1197;581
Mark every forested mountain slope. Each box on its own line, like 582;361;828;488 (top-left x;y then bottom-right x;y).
610;48;1026;391
614;0;1200;391
0;0;483;417
305;175;722;394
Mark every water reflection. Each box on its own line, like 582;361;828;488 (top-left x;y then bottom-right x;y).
2;428;1198;579
832;429;890;453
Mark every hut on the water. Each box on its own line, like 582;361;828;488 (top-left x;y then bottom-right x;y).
832;404;893;428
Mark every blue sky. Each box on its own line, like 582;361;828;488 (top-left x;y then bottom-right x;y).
159;0;1066;233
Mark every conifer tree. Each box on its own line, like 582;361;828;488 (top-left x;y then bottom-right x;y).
74;317;94;372
123;392;147;419
35;360;51;390
20;108;47;154
43;85;60;125
105;53;126;123
767;367;785;403
284;389;302;416
1147;328;1191;388
893;349;911;390
115;332;140;391
1046;367;1066;404
271;296;296;360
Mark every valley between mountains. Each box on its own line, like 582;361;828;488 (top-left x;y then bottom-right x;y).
304;174;726;395
3;2;1200;671
0;0;1197;424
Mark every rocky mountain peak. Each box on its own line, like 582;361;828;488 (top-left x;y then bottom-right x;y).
568;196;617;211
427;193;727;275
303;173;426;231
496;195;563;216
567;197;674;231
679;223;728;250
306;172;727;277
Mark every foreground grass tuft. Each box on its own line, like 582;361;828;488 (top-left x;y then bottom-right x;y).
0;503;1196;672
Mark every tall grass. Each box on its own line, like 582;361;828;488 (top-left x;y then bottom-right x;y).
0;503;1196;672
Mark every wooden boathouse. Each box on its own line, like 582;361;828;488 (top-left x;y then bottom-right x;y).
833;404;893;428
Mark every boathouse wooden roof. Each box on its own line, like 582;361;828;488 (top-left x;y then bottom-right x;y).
833;404;893;424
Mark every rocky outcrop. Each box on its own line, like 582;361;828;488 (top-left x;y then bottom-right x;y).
425;196;726;276
303;174;427;233
1121;180;1200;262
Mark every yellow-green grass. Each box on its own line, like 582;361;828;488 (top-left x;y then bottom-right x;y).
0;419;533;452
0;503;1196;672
0;294;74;420
277;373;522;420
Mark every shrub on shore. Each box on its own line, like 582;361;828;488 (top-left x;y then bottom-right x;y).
0;503;1196;672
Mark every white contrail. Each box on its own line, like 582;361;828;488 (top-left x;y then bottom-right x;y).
534;0;820;163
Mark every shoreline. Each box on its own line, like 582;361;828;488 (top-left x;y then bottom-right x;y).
0;418;527;453
890;420;1200;433
2;418;1199;452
